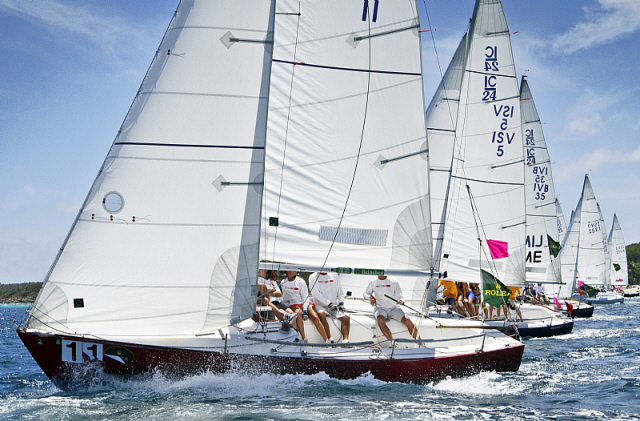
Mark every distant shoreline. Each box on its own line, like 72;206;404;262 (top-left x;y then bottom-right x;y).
0;282;41;304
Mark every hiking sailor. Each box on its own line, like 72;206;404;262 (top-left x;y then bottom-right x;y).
281;270;327;343
308;271;350;343
363;275;420;343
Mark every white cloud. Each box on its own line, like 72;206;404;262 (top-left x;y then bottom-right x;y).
552;0;640;54
0;0;158;63
564;88;630;137
555;145;640;183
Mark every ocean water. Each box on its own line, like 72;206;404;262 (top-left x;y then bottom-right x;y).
1;301;639;420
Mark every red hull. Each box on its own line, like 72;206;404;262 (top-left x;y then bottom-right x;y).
18;329;524;387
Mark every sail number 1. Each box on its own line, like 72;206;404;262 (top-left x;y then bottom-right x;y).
61;339;103;363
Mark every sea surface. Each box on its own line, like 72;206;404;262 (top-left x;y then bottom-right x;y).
1;301;639;420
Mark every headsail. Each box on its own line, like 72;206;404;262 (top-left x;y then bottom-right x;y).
262;1;433;275
558;195;582;298
28;1;276;336
434;0;526;288
598;203;611;286
520;77;561;285
609;214;628;286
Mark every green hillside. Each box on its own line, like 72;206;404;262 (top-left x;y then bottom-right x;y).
627;242;640;285
0;282;41;303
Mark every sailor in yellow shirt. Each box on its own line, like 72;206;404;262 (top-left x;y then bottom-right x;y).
505;286;523;321
440;280;464;315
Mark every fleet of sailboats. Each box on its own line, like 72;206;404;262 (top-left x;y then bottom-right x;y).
17;0;630;388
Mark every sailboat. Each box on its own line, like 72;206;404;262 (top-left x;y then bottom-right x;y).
554;198;594;317
423;0;572;337
571;176;623;304
518;77;580;328
17;0;523;387
609;215;636;297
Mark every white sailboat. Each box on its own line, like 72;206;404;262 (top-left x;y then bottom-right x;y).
609;215;636;296
553;196;594;317
18;0;523;387
424;0;572;337
520;78;591;319
572;176;623;304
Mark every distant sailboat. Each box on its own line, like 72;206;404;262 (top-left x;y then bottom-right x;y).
18;0;524;387
572;176;623;304
609;215;636;296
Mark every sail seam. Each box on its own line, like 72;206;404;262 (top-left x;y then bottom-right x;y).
113;142;264;149
272;59;420;76
451;175;524;186
78;218;257;227
466;69;517;79
140;91;267;99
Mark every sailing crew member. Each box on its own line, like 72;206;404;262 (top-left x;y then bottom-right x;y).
258;270;290;321
258;269;282;306
460;282;477;318
363;275;420;342
308;271;350;343
536;283;549;303
441;280;464;315
282;270;327;343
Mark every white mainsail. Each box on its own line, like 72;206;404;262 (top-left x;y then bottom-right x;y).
428;34;468;273
434;0;526;288
556;198;568;246
28;1;277;336
609;214;629;286
262;1;433;275
520;77;561;285
558;196;582;298
576;175;607;287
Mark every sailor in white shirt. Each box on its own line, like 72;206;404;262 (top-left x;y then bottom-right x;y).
363;275;420;342
308;272;350;343
281;270;327;343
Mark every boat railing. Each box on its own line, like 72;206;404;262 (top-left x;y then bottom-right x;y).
244;333;487;349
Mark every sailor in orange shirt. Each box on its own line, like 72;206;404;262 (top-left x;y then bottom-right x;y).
506;286;523;321
440;280;464;315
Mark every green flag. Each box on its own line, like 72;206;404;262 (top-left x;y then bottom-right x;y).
614;263;621;271
547;235;562;258
481;270;511;307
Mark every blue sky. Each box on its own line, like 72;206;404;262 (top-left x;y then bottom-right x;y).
1;0;639;284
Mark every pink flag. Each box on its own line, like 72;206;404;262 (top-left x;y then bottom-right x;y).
619;278;624;283
487;239;510;259
553;296;562;310
577;280;584;287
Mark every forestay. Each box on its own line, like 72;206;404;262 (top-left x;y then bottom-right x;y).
434;0;526;287
28;1;276;336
